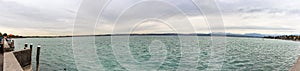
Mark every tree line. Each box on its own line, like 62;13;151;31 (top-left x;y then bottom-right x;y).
264;35;300;41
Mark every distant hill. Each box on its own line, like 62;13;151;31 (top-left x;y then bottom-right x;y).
211;33;267;38
16;33;269;38
243;33;266;37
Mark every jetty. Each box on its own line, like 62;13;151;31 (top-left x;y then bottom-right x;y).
0;43;41;71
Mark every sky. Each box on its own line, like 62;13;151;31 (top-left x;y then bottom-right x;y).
0;0;300;36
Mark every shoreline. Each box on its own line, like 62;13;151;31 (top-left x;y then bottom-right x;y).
15;33;263;38
264;35;300;42
15;35;261;39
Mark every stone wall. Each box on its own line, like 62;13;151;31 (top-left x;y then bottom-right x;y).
12;49;31;68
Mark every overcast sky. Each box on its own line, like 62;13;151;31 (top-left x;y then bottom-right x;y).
0;0;300;36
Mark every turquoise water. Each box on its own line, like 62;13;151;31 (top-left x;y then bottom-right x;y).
13;36;300;71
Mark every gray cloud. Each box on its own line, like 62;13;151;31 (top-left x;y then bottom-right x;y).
100;0;202;23
1;0;300;35
218;0;300;15
226;26;295;30
0;0;79;35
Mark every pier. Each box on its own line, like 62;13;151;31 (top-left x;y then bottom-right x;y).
0;43;41;71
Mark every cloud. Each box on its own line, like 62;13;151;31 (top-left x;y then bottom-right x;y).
0;0;80;35
217;0;300;34
1;0;300;35
226;26;295;30
92;0;204;34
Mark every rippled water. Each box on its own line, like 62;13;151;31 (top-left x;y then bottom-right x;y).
13;36;300;71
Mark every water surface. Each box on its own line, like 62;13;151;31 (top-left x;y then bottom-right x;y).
14;36;300;71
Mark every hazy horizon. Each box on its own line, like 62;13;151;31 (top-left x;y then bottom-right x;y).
1;0;300;36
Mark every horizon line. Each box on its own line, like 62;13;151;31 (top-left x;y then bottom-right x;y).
17;32;299;37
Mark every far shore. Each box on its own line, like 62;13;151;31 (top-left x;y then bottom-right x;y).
13;33;264;38
12;33;300;41
263;35;300;42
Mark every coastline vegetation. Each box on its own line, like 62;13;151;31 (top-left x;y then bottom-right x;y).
264;35;300;41
0;32;22;38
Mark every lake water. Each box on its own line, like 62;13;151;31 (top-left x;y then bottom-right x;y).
13;36;300;71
